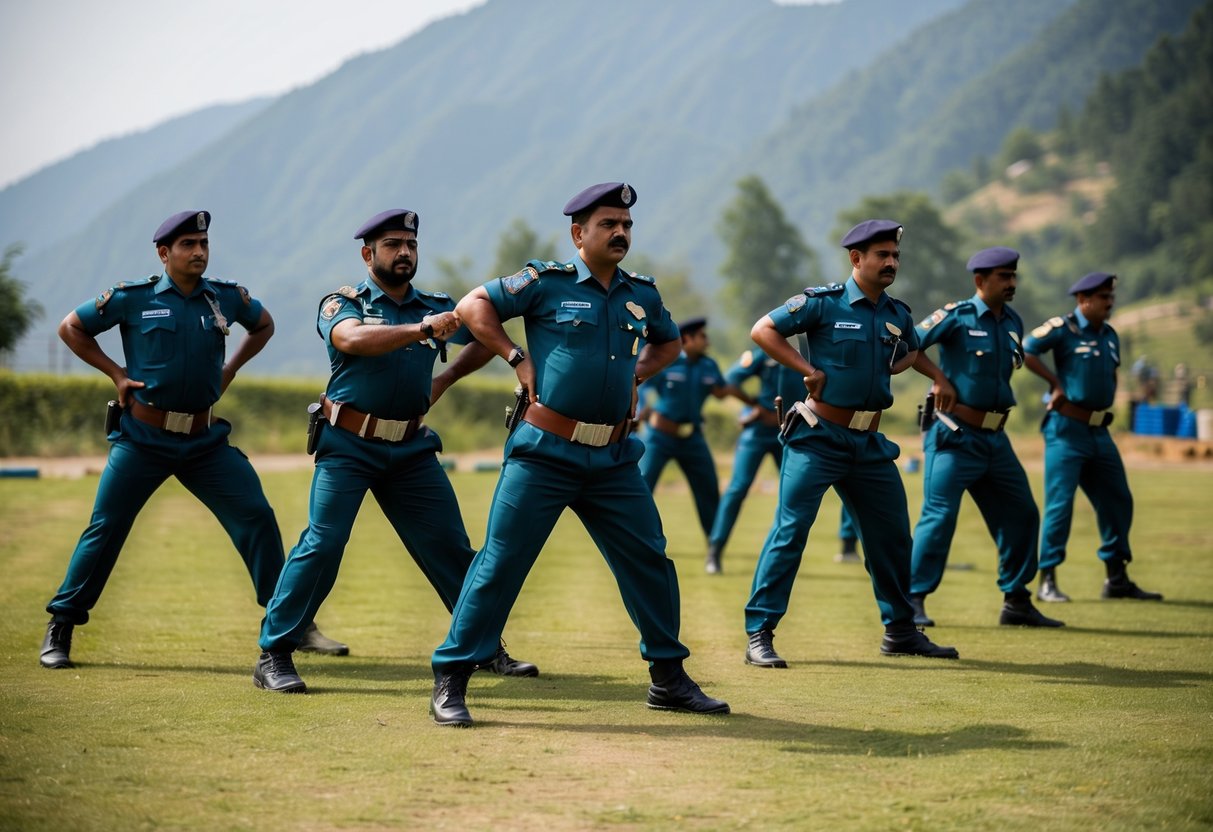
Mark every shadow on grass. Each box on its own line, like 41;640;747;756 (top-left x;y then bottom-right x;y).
806;658;1212;688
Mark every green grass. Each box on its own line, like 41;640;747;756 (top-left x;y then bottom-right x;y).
1;453;1211;831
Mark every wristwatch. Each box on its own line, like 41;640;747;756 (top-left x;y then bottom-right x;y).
506;346;526;367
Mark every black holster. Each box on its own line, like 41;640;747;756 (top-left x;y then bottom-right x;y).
306;401;324;455
918;392;936;431
504;385;529;433
104;400;120;435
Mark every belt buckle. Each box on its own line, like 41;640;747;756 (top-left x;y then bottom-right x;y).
571;421;612;447
163;411;194;434
373;418;407;442
848;410;876;431
1089;409;1108;426
676;423;694;439
981;411;1004;431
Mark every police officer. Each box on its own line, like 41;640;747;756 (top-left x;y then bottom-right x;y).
429;182;729;726
908;247;1062;629
743;220;958;668
252;209;537;693
39;210;345;670
638;317;741;547
1023;272;1162;602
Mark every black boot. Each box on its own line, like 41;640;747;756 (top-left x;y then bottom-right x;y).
881;625;959;659
834;539;861;563
252;651;307;693
430;667;473;726
479;640;539;677
1000;593;1065;627
296;622;349;656
39;619;75;669
908;594;935;627
744;629;787;668
1036;567;1070;603
1101;559;1163;601
705;543;722;575
647;659;730;714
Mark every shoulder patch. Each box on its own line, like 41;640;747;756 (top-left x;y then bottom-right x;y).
502;267;539;295
320;296;343;321
337;285;360;299
1030;317;1064;339
803;283;845;298
626;271;656;285
238;286;252;305
784;293;807;313
739;350;754;369
95;289;114;311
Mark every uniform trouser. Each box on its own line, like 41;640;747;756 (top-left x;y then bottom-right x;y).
1039;414;1133;568
639;426;720;537
838;505;859;545
910;420;1039;596
708;425;782;552
47;421;283;625
744;420;916;632
259;425;473;652
433;423;689;672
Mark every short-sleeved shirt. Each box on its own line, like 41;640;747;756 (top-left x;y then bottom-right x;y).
915;293;1025;412
1023;307;1121;410
725;347;804;414
485;256;678;425
75;272;263;413
317;279;471;420
640;353;723;426
767;276;918;411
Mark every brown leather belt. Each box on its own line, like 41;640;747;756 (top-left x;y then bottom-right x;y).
321;396;420;442
648;412;696;438
1055;399;1114;427
523;403;630;447
950;403;1010;431
807;399;881;432
128;401;213;435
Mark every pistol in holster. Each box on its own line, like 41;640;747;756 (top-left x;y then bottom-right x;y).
918;392;936;431
104;400;121;435
504;385;529;433
306;401;324;455
779;397;818;439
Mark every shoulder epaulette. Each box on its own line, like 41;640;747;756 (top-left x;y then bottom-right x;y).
337;285;361;299
208;277;237;286
919;300;969;330
528;258;574;274
803;282;845;298
416;288;451;301
113;275;158;291
625;271;656;285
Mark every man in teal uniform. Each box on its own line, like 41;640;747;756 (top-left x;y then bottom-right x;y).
908;247;1062;629
1023;272;1162;603
39;210;345;670
429;183;729;726
744;220;959;669
638;317;741;546
252;209;538;693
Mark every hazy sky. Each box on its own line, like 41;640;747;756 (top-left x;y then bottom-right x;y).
0;0;833;190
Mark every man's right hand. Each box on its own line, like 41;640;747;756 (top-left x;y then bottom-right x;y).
114;375;146;407
803;369;826;399
515;357;538;404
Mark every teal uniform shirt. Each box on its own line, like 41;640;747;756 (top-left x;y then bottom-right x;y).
433;256;690;672
910;294;1039;600
1024;308;1132;566
47;273;284;625
259;278;482;652
638;352;724;538
746;277;921;631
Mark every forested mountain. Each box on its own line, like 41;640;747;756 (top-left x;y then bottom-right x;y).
3;0;1201;374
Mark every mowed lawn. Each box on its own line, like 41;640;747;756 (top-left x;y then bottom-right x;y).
1;446;1210;831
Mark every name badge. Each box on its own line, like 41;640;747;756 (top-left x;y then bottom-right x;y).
834;322;862;330
561;301;592;309
141;308;171;318
968;329;988;337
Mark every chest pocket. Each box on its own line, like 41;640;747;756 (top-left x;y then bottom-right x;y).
139;316;177;366
824;326;866;368
555;306;600;354
965;337;995;374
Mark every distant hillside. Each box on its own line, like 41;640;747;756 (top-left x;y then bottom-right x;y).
0;99;269;254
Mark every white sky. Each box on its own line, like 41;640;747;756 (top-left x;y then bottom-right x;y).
0;0;834;190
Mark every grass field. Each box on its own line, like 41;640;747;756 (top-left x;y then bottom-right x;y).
1;445;1211;831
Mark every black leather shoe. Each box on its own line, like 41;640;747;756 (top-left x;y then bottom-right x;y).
705;544;722;575
430;668;473;726
881;628;959;659
1102;578;1163;601
1036;569;1070;603
909;594;935;627
253;651;307;693
296;622;349;656
744;629;787;668
480;641;539;677
1000;597;1065;627
647;663;729;714
40;620;74;669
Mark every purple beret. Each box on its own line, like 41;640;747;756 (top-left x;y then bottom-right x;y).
967;246;1019;271
563;182;637;216
354;209;419;241
840;219;902;249
153;210;210;245
1069;272;1116;295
